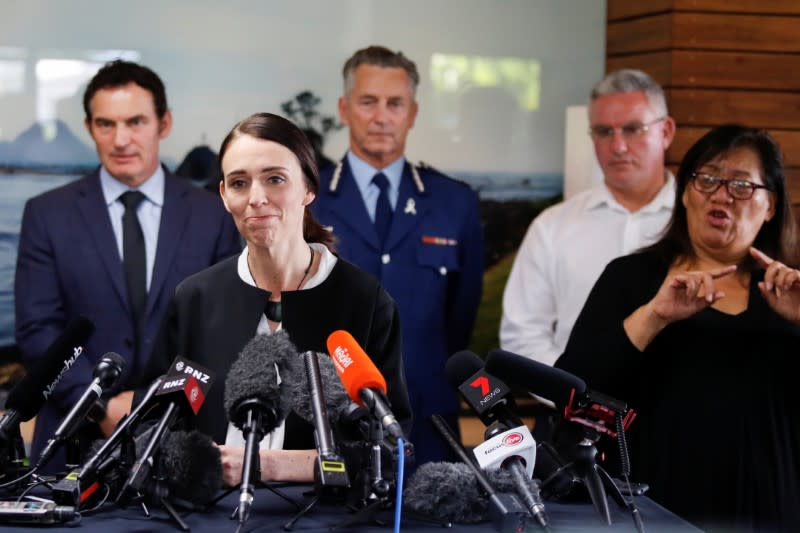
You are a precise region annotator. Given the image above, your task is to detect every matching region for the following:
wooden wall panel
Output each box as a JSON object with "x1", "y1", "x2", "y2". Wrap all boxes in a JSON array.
[
  {"x1": 607, "y1": 15, "x2": 673, "y2": 55},
  {"x1": 608, "y1": 0, "x2": 800, "y2": 21},
  {"x1": 669, "y1": 89, "x2": 800, "y2": 129},
  {"x1": 672, "y1": 13, "x2": 800, "y2": 53},
  {"x1": 669, "y1": 128, "x2": 800, "y2": 167},
  {"x1": 606, "y1": 51, "x2": 672, "y2": 86},
  {"x1": 672, "y1": 0, "x2": 800, "y2": 16},
  {"x1": 669, "y1": 50, "x2": 800, "y2": 90}
]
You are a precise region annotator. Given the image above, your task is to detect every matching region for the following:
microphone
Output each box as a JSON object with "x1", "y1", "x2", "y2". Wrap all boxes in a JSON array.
[
  {"x1": 326, "y1": 330, "x2": 404, "y2": 441},
  {"x1": 298, "y1": 351, "x2": 349, "y2": 487},
  {"x1": 155, "y1": 429, "x2": 222, "y2": 508},
  {"x1": 0, "y1": 316, "x2": 94, "y2": 442},
  {"x1": 35, "y1": 352, "x2": 125, "y2": 470},
  {"x1": 51, "y1": 375, "x2": 166, "y2": 506},
  {"x1": 404, "y1": 462, "x2": 547, "y2": 525},
  {"x1": 223, "y1": 331, "x2": 295, "y2": 527},
  {"x1": 117, "y1": 356, "x2": 215, "y2": 504},
  {"x1": 285, "y1": 351, "x2": 353, "y2": 426},
  {"x1": 446, "y1": 351, "x2": 550, "y2": 530},
  {"x1": 430, "y1": 414, "x2": 529, "y2": 533},
  {"x1": 485, "y1": 350, "x2": 635, "y2": 438}
]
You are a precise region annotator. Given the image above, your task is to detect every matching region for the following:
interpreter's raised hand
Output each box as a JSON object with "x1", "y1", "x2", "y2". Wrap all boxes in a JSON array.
[
  {"x1": 648, "y1": 264, "x2": 738, "y2": 324},
  {"x1": 751, "y1": 247, "x2": 800, "y2": 324}
]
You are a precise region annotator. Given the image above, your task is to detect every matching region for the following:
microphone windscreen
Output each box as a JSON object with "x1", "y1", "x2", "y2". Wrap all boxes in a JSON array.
[
  {"x1": 284, "y1": 351, "x2": 352, "y2": 424},
  {"x1": 223, "y1": 331, "x2": 296, "y2": 430},
  {"x1": 445, "y1": 350, "x2": 485, "y2": 389},
  {"x1": 485, "y1": 349, "x2": 587, "y2": 408},
  {"x1": 403, "y1": 462, "x2": 487, "y2": 523},
  {"x1": 160, "y1": 429, "x2": 222, "y2": 505},
  {"x1": 8, "y1": 315, "x2": 95, "y2": 420},
  {"x1": 326, "y1": 330, "x2": 387, "y2": 405}
]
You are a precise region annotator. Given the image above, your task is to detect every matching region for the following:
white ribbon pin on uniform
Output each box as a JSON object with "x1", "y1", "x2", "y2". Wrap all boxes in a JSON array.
[{"x1": 404, "y1": 198, "x2": 417, "y2": 215}]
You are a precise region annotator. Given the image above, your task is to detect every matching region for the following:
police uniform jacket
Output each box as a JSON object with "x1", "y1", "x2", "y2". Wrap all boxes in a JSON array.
[{"x1": 312, "y1": 158, "x2": 483, "y2": 418}]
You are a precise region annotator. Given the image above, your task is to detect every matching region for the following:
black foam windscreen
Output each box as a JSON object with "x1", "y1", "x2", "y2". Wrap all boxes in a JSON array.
[
  {"x1": 8, "y1": 316, "x2": 95, "y2": 420},
  {"x1": 403, "y1": 461, "x2": 487, "y2": 523},
  {"x1": 159, "y1": 429, "x2": 222, "y2": 505},
  {"x1": 283, "y1": 351, "x2": 352, "y2": 424},
  {"x1": 486, "y1": 349, "x2": 587, "y2": 408},
  {"x1": 223, "y1": 331, "x2": 296, "y2": 431}
]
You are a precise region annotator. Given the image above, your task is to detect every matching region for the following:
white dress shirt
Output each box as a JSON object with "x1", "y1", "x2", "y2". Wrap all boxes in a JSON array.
[{"x1": 500, "y1": 173, "x2": 675, "y2": 366}]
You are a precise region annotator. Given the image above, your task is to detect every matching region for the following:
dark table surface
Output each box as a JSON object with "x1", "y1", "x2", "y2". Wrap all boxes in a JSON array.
[{"x1": 0, "y1": 483, "x2": 700, "y2": 532}]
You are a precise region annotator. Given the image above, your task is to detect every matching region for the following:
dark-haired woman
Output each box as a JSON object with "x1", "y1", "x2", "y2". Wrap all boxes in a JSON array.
[
  {"x1": 557, "y1": 125, "x2": 800, "y2": 531},
  {"x1": 141, "y1": 113, "x2": 411, "y2": 484}
]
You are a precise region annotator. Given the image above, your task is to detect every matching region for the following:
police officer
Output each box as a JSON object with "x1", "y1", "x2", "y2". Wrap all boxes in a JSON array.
[{"x1": 312, "y1": 46, "x2": 484, "y2": 464}]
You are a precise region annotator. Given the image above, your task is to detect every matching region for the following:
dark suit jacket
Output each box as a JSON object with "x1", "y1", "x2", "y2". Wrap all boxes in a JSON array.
[
  {"x1": 139, "y1": 254, "x2": 412, "y2": 448},
  {"x1": 14, "y1": 167, "x2": 241, "y2": 467}
]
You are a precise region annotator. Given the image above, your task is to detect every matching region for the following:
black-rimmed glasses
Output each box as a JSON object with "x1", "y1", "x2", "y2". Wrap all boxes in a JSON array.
[
  {"x1": 690, "y1": 172, "x2": 772, "y2": 200},
  {"x1": 589, "y1": 116, "x2": 666, "y2": 140}
]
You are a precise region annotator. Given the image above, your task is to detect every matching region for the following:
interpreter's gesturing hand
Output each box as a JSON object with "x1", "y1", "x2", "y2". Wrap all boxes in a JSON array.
[
  {"x1": 751, "y1": 247, "x2": 800, "y2": 324},
  {"x1": 648, "y1": 264, "x2": 738, "y2": 324}
]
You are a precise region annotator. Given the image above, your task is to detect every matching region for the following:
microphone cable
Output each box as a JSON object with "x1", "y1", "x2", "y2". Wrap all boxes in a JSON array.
[
  {"x1": 393, "y1": 437, "x2": 405, "y2": 533},
  {"x1": 616, "y1": 411, "x2": 645, "y2": 533}
]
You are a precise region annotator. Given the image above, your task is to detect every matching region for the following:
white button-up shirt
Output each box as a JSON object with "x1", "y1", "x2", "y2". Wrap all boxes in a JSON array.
[{"x1": 500, "y1": 173, "x2": 675, "y2": 366}]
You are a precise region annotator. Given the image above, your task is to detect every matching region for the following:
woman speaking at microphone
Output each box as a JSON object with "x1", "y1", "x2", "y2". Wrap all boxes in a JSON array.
[
  {"x1": 140, "y1": 112, "x2": 411, "y2": 484},
  {"x1": 556, "y1": 125, "x2": 800, "y2": 531}
]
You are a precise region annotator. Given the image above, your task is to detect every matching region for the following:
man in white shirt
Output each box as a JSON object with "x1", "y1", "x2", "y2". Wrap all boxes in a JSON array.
[{"x1": 500, "y1": 69, "x2": 676, "y2": 368}]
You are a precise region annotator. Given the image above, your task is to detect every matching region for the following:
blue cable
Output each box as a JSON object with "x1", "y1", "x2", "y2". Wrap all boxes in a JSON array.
[{"x1": 393, "y1": 437, "x2": 405, "y2": 533}]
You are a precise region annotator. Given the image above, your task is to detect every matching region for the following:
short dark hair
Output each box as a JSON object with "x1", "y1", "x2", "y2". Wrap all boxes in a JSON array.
[
  {"x1": 342, "y1": 45, "x2": 419, "y2": 97},
  {"x1": 83, "y1": 60, "x2": 168, "y2": 120},
  {"x1": 218, "y1": 112, "x2": 335, "y2": 250},
  {"x1": 645, "y1": 124, "x2": 798, "y2": 269}
]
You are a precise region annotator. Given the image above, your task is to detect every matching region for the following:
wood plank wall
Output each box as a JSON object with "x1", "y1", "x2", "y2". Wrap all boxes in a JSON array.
[{"x1": 605, "y1": 0, "x2": 800, "y2": 210}]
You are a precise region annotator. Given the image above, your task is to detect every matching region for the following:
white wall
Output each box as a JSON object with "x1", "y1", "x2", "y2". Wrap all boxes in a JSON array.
[{"x1": 0, "y1": 0, "x2": 606, "y2": 176}]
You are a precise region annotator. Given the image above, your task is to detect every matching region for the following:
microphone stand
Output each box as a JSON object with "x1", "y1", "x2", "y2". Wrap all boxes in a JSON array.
[
  {"x1": 543, "y1": 426, "x2": 626, "y2": 525},
  {"x1": 333, "y1": 416, "x2": 392, "y2": 530}
]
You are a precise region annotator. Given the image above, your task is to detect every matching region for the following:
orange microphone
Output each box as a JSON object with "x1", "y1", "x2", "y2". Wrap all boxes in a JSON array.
[{"x1": 326, "y1": 330, "x2": 403, "y2": 440}]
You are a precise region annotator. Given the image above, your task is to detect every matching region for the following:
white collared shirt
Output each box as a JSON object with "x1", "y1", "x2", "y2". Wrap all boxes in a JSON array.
[
  {"x1": 224, "y1": 242, "x2": 338, "y2": 449},
  {"x1": 500, "y1": 173, "x2": 675, "y2": 366},
  {"x1": 99, "y1": 165, "x2": 165, "y2": 291}
]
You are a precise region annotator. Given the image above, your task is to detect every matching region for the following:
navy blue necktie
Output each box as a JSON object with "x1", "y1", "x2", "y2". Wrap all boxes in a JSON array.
[
  {"x1": 120, "y1": 191, "x2": 147, "y2": 335},
  {"x1": 372, "y1": 172, "x2": 393, "y2": 243}
]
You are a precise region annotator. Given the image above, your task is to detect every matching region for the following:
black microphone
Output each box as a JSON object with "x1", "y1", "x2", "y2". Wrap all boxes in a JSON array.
[
  {"x1": 485, "y1": 349, "x2": 587, "y2": 410},
  {"x1": 446, "y1": 351, "x2": 550, "y2": 530},
  {"x1": 285, "y1": 350, "x2": 353, "y2": 426},
  {"x1": 431, "y1": 414, "x2": 529, "y2": 533},
  {"x1": 223, "y1": 331, "x2": 294, "y2": 527},
  {"x1": 446, "y1": 350, "x2": 523, "y2": 429},
  {"x1": 299, "y1": 351, "x2": 349, "y2": 487},
  {"x1": 35, "y1": 352, "x2": 125, "y2": 470},
  {"x1": 117, "y1": 356, "x2": 215, "y2": 504},
  {"x1": 51, "y1": 375, "x2": 166, "y2": 506},
  {"x1": 0, "y1": 316, "x2": 94, "y2": 442}
]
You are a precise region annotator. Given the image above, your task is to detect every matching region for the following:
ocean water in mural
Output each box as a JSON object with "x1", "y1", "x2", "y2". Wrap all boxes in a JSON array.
[{"x1": 0, "y1": 173, "x2": 78, "y2": 346}]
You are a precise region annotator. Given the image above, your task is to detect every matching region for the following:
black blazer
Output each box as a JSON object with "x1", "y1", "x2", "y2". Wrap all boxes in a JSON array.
[{"x1": 140, "y1": 254, "x2": 412, "y2": 448}]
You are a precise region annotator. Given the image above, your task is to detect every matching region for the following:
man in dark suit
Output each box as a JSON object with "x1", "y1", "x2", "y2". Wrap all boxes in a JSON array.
[
  {"x1": 14, "y1": 60, "x2": 241, "y2": 470},
  {"x1": 311, "y1": 46, "x2": 484, "y2": 464}
]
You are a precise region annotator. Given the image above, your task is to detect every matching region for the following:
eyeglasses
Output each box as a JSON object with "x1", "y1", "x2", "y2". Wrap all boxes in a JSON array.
[
  {"x1": 589, "y1": 116, "x2": 666, "y2": 140},
  {"x1": 690, "y1": 172, "x2": 772, "y2": 200}
]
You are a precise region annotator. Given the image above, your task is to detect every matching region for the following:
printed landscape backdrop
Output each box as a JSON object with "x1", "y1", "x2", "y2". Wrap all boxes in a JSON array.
[{"x1": 0, "y1": 0, "x2": 605, "y2": 347}]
